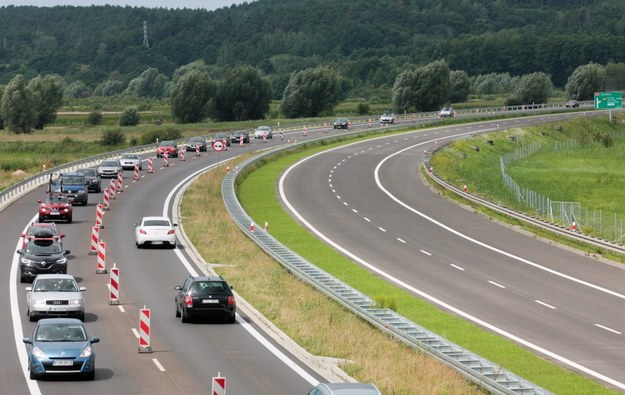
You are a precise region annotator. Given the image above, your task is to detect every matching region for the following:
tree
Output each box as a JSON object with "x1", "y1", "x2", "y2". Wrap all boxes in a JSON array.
[
  {"x1": 211, "y1": 65, "x2": 272, "y2": 122},
  {"x1": 515, "y1": 72, "x2": 553, "y2": 104},
  {"x1": 125, "y1": 67, "x2": 169, "y2": 98},
  {"x1": 0, "y1": 85, "x2": 4, "y2": 130},
  {"x1": 64, "y1": 80, "x2": 91, "y2": 99},
  {"x1": 170, "y1": 70, "x2": 215, "y2": 124},
  {"x1": 280, "y1": 66, "x2": 340, "y2": 118},
  {"x1": 449, "y1": 70, "x2": 470, "y2": 103},
  {"x1": 119, "y1": 106, "x2": 139, "y2": 126},
  {"x1": 565, "y1": 63, "x2": 606, "y2": 100},
  {"x1": 28, "y1": 74, "x2": 63, "y2": 129},
  {"x1": 0, "y1": 75, "x2": 36, "y2": 133},
  {"x1": 392, "y1": 60, "x2": 450, "y2": 112}
]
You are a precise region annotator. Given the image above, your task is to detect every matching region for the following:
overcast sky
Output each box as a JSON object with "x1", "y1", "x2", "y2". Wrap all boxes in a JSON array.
[{"x1": 0, "y1": 0, "x2": 252, "y2": 10}]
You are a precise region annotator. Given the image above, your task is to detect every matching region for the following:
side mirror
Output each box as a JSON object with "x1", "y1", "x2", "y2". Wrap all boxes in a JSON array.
[
  {"x1": 64, "y1": 250, "x2": 71, "y2": 255},
  {"x1": 23, "y1": 338, "x2": 32, "y2": 345},
  {"x1": 25, "y1": 287, "x2": 32, "y2": 292},
  {"x1": 37, "y1": 199, "x2": 42, "y2": 203},
  {"x1": 175, "y1": 285, "x2": 182, "y2": 290},
  {"x1": 90, "y1": 337, "x2": 100, "y2": 344},
  {"x1": 79, "y1": 287, "x2": 87, "y2": 292},
  {"x1": 59, "y1": 233, "x2": 66, "y2": 239},
  {"x1": 173, "y1": 223, "x2": 178, "y2": 227}
]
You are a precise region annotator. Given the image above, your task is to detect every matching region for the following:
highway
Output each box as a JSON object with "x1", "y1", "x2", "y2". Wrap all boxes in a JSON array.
[
  {"x1": 1, "y1": 134, "x2": 325, "y2": 395},
  {"x1": 279, "y1": 113, "x2": 625, "y2": 391}
]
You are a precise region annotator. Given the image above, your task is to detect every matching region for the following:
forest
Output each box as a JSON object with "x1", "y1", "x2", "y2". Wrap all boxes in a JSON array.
[{"x1": 1, "y1": 0, "x2": 625, "y2": 99}]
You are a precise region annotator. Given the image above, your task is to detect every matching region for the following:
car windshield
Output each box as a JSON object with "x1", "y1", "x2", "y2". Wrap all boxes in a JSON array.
[
  {"x1": 25, "y1": 241, "x2": 62, "y2": 255},
  {"x1": 59, "y1": 176, "x2": 84, "y2": 184},
  {"x1": 160, "y1": 141, "x2": 175, "y2": 147},
  {"x1": 257, "y1": 126, "x2": 270, "y2": 131},
  {"x1": 188, "y1": 281, "x2": 230, "y2": 295},
  {"x1": 35, "y1": 323, "x2": 86, "y2": 342},
  {"x1": 189, "y1": 137, "x2": 203, "y2": 142},
  {"x1": 43, "y1": 194, "x2": 69, "y2": 204},
  {"x1": 143, "y1": 219, "x2": 170, "y2": 227},
  {"x1": 78, "y1": 169, "x2": 97, "y2": 176},
  {"x1": 101, "y1": 160, "x2": 118, "y2": 167},
  {"x1": 122, "y1": 154, "x2": 138, "y2": 160},
  {"x1": 34, "y1": 278, "x2": 78, "y2": 292},
  {"x1": 234, "y1": 131, "x2": 246, "y2": 135}
]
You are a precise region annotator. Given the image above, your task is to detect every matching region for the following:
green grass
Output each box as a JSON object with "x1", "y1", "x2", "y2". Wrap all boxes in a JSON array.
[{"x1": 237, "y1": 134, "x2": 617, "y2": 394}]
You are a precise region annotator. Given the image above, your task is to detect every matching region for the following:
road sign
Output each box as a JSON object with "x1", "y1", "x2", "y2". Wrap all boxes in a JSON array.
[
  {"x1": 594, "y1": 91, "x2": 623, "y2": 110},
  {"x1": 212, "y1": 140, "x2": 224, "y2": 152}
]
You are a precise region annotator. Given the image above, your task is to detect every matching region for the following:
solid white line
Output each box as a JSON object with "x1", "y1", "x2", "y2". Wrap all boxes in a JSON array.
[
  {"x1": 450, "y1": 264, "x2": 465, "y2": 271},
  {"x1": 595, "y1": 324, "x2": 621, "y2": 335},
  {"x1": 535, "y1": 300, "x2": 556, "y2": 310},
  {"x1": 131, "y1": 328, "x2": 140, "y2": 339},
  {"x1": 488, "y1": 281, "x2": 505, "y2": 289},
  {"x1": 420, "y1": 250, "x2": 432, "y2": 256},
  {"x1": 152, "y1": 358, "x2": 166, "y2": 372},
  {"x1": 278, "y1": 129, "x2": 625, "y2": 390}
]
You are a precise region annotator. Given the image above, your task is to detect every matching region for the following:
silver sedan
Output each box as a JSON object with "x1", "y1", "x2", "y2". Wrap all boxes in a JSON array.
[{"x1": 26, "y1": 274, "x2": 86, "y2": 322}]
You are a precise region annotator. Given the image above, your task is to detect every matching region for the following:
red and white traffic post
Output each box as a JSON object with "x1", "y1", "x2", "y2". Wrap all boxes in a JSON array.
[
  {"x1": 196, "y1": 144, "x2": 200, "y2": 156},
  {"x1": 180, "y1": 147, "x2": 185, "y2": 161},
  {"x1": 303, "y1": 125, "x2": 308, "y2": 136},
  {"x1": 96, "y1": 241, "x2": 107, "y2": 274},
  {"x1": 103, "y1": 187, "x2": 110, "y2": 210},
  {"x1": 262, "y1": 133, "x2": 267, "y2": 143},
  {"x1": 109, "y1": 179, "x2": 116, "y2": 199},
  {"x1": 323, "y1": 122, "x2": 328, "y2": 133},
  {"x1": 212, "y1": 373, "x2": 227, "y2": 395},
  {"x1": 138, "y1": 306, "x2": 152, "y2": 353},
  {"x1": 163, "y1": 152, "x2": 169, "y2": 167},
  {"x1": 147, "y1": 156, "x2": 153, "y2": 173},
  {"x1": 133, "y1": 162, "x2": 140, "y2": 180},
  {"x1": 95, "y1": 203, "x2": 104, "y2": 228},
  {"x1": 109, "y1": 264, "x2": 120, "y2": 305},
  {"x1": 117, "y1": 171, "x2": 123, "y2": 192},
  {"x1": 368, "y1": 118, "x2": 372, "y2": 127},
  {"x1": 239, "y1": 136, "x2": 244, "y2": 147},
  {"x1": 89, "y1": 225, "x2": 99, "y2": 255}
]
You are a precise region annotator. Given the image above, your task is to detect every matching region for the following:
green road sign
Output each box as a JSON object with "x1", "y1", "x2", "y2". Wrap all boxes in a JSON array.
[{"x1": 594, "y1": 91, "x2": 623, "y2": 109}]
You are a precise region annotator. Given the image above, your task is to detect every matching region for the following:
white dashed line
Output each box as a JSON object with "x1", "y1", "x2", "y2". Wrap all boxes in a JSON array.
[
  {"x1": 488, "y1": 281, "x2": 505, "y2": 289},
  {"x1": 378, "y1": 227, "x2": 386, "y2": 232},
  {"x1": 343, "y1": 202, "x2": 349, "y2": 206},
  {"x1": 450, "y1": 264, "x2": 465, "y2": 271},
  {"x1": 535, "y1": 300, "x2": 556, "y2": 310},
  {"x1": 420, "y1": 250, "x2": 432, "y2": 256},
  {"x1": 364, "y1": 217, "x2": 371, "y2": 222},
  {"x1": 336, "y1": 195, "x2": 341, "y2": 200},
  {"x1": 396, "y1": 238, "x2": 406, "y2": 243},
  {"x1": 352, "y1": 209, "x2": 358, "y2": 213},
  {"x1": 152, "y1": 358, "x2": 166, "y2": 372},
  {"x1": 595, "y1": 324, "x2": 622, "y2": 335}
]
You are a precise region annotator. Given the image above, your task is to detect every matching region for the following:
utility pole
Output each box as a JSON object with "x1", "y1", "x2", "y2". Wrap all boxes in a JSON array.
[{"x1": 143, "y1": 21, "x2": 149, "y2": 48}]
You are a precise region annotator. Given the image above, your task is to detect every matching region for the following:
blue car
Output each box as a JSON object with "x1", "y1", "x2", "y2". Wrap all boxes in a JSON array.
[{"x1": 23, "y1": 318, "x2": 99, "y2": 380}]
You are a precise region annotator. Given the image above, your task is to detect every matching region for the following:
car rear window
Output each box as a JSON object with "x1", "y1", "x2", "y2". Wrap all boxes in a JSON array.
[
  {"x1": 143, "y1": 219, "x2": 170, "y2": 227},
  {"x1": 189, "y1": 281, "x2": 229, "y2": 295}
]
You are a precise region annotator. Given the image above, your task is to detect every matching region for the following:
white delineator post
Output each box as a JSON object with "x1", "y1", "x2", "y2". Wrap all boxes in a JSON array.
[
  {"x1": 109, "y1": 264, "x2": 120, "y2": 305},
  {"x1": 138, "y1": 306, "x2": 152, "y2": 353}
]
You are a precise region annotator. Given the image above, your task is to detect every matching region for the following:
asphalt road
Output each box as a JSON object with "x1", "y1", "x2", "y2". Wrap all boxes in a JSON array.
[
  {"x1": 279, "y1": 113, "x2": 625, "y2": 391},
  {"x1": 0, "y1": 135, "x2": 326, "y2": 395}
]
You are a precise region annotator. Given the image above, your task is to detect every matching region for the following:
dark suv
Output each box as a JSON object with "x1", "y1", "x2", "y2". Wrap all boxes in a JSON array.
[
  {"x1": 51, "y1": 173, "x2": 88, "y2": 206},
  {"x1": 18, "y1": 239, "x2": 70, "y2": 283},
  {"x1": 175, "y1": 276, "x2": 236, "y2": 323}
]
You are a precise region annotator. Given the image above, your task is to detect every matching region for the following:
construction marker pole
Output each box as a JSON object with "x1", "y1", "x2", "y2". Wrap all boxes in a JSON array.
[
  {"x1": 323, "y1": 122, "x2": 328, "y2": 133},
  {"x1": 212, "y1": 373, "x2": 226, "y2": 395},
  {"x1": 103, "y1": 188, "x2": 110, "y2": 210},
  {"x1": 147, "y1": 157, "x2": 153, "y2": 173},
  {"x1": 138, "y1": 306, "x2": 152, "y2": 353},
  {"x1": 117, "y1": 171, "x2": 123, "y2": 193},
  {"x1": 250, "y1": 222, "x2": 255, "y2": 232},
  {"x1": 95, "y1": 203, "x2": 104, "y2": 228},
  {"x1": 196, "y1": 144, "x2": 200, "y2": 156},
  {"x1": 109, "y1": 179, "x2": 116, "y2": 199},
  {"x1": 163, "y1": 152, "x2": 169, "y2": 167},
  {"x1": 133, "y1": 163, "x2": 140, "y2": 180},
  {"x1": 180, "y1": 148, "x2": 185, "y2": 161},
  {"x1": 89, "y1": 225, "x2": 99, "y2": 255},
  {"x1": 109, "y1": 264, "x2": 120, "y2": 305},
  {"x1": 96, "y1": 241, "x2": 107, "y2": 274}
]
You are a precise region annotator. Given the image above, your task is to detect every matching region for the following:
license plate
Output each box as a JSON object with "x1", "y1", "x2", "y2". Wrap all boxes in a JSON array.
[
  {"x1": 49, "y1": 306, "x2": 66, "y2": 312},
  {"x1": 50, "y1": 212, "x2": 60, "y2": 215},
  {"x1": 202, "y1": 299, "x2": 219, "y2": 304},
  {"x1": 53, "y1": 360, "x2": 73, "y2": 366}
]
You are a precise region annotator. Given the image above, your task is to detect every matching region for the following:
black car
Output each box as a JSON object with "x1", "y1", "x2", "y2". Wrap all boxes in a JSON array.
[
  {"x1": 175, "y1": 276, "x2": 236, "y2": 323},
  {"x1": 566, "y1": 100, "x2": 580, "y2": 108},
  {"x1": 231, "y1": 130, "x2": 250, "y2": 144},
  {"x1": 18, "y1": 239, "x2": 70, "y2": 283},
  {"x1": 333, "y1": 118, "x2": 350, "y2": 129},
  {"x1": 212, "y1": 132, "x2": 231, "y2": 146},
  {"x1": 76, "y1": 168, "x2": 101, "y2": 193},
  {"x1": 186, "y1": 136, "x2": 208, "y2": 152}
]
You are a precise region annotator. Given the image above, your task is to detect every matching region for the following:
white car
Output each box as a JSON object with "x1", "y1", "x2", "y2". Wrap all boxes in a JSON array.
[
  {"x1": 438, "y1": 107, "x2": 456, "y2": 118},
  {"x1": 119, "y1": 153, "x2": 142, "y2": 170},
  {"x1": 26, "y1": 274, "x2": 86, "y2": 322},
  {"x1": 135, "y1": 216, "x2": 177, "y2": 248},
  {"x1": 254, "y1": 126, "x2": 273, "y2": 139},
  {"x1": 379, "y1": 112, "x2": 396, "y2": 124}
]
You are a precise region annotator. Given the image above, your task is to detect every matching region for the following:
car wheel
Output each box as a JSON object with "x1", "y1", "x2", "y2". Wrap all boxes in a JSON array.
[
  {"x1": 226, "y1": 314, "x2": 236, "y2": 324},
  {"x1": 20, "y1": 275, "x2": 26, "y2": 283},
  {"x1": 29, "y1": 311, "x2": 36, "y2": 322},
  {"x1": 85, "y1": 370, "x2": 95, "y2": 380},
  {"x1": 175, "y1": 304, "x2": 181, "y2": 318},
  {"x1": 78, "y1": 312, "x2": 85, "y2": 321},
  {"x1": 181, "y1": 308, "x2": 190, "y2": 323},
  {"x1": 67, "y1": 216, "x2": 72, "y2": 224},
  {"x1": 38, "y1": 216, "x2": 44, "y2": 223},
  {"x1": 29, "y1": 368, "x2": 37, "y2": 380}
]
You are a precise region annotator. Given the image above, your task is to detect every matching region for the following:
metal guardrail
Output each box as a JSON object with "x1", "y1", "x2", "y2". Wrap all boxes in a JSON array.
[{"x1": 221, "y1": 130, "x2": 552, "y2": 395}]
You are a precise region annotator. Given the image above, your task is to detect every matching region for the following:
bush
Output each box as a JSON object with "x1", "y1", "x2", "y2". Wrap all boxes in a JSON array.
[
  {"x1": 356, "y1": 102, "x2": 370, "y2": 115},
  {"x1": 119, "y1": 106, "x2": 140, "y2": 126},
  {"x1": 88, "y1": 111, "x2": 102, "y2": 125},
  {"x1": 139, "y1": 127, "x2": 182, "y2": 145},
  {"x1": 101, "y1": 129, "x2": 126, "y2": 146}
]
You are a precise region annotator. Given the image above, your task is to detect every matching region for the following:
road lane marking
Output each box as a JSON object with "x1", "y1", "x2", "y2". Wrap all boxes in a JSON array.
[
  {"x1": 397, "y1": 238, "x2": 406, "y2": 244},
  {"x1": 488, "y1": 281, "x2": 505, "y2": 289},
  {"x1": 378, "y1": 227, "x2": 386, "y2": 232},
  {"x1": 595, "y1": 324, "x2": 621, "y2": 335},
  {"x1": 450, "y1": 264, "x2": 465, "y2": 271},
  {"x1": 535, "y1": 300, "x2": 556, "y2": 310},
  {"x1": 420, "y1": 250, "x2": 432, "y2": 256},
  {"x1": 152, "y1": 358, "x2": 166, "y2": 372}
]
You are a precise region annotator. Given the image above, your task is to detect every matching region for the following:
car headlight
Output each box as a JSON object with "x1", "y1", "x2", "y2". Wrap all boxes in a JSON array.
[
  {"x1": 56, "y1": 257, "x2": 67, "y2": 264},
  {"x1": 70, "y1": 299, "x2": 83, "y2": 306},
  {"x1": 32, "y1": 346, "x2": 46, "y2": 359},
  {"x1": 21, "y1": 257, "x2": 36, "y2": 265},
  {"x1": 80, "y1": 346, "x2": 93, "y2": 358},
  {"x1": 78, "y1": 189, "x2": 86, "y2": 194},
  {"x1": 32, "y1": 300, "x2": 47, "y2": 307}
]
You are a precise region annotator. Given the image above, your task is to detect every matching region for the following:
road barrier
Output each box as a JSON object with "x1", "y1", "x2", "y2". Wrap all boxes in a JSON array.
[
  {"x1": 109, "y1": 179, "x2": 116, "y2": 199},
  {"x1": 109, "y1": 264, "x2": 120, "y2": 305},
  {"x1": 89, "y1": 225, "x2": 99, "y2": 255},
  {"x1": 103, "y1": 187, "x2": 110, "y2": 210},
  {"x1": 134, "y1": 163, "x2": 140, "y2": 180},
  {"x1": 212, "y1": 373, "x2": 226, "y2": 395},
  {"x1": 196, "y1": 145, "x2": 200, "y2": 156},
  {"x1": 163, "y1": 152, "x2": 169, "y2": 167},
  {"x1": 117, "y1": 171, "x2": 123, "y2": 192},
  {"x1": 147, "y1": 157, "x2": 153, "y2": 173},
  {"x1": 138, "y1": 306, "x2": 152, "y2": 353},
  {"x1": 95, "y1": 203, "x2": 104, "y2": 228},
  {"x1": 96, "y1": 241, "x2": 107, "y2": 274},
  {"x1": 180, "y1": 148, "x2": 185, "y2": 162}
]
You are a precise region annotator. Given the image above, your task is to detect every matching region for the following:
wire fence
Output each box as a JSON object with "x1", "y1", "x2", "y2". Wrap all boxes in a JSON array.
[{"x1": 500, "y1": 139, "x2": 625, "y2": 244}]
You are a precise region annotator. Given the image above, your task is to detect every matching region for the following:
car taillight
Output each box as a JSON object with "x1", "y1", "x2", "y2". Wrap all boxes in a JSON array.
[
  {"x1": 184, "y1": 295, "x2": 193, "y2": 308},
  {"x1": 167, "y1": 229, "x2": 175, "y2": 235},
  {"x1": 227, "y1": 296, "x2": 235, "y2": 306},
  {"x1": 139, "y1": 229, "x2": 147, "y2": 235}
]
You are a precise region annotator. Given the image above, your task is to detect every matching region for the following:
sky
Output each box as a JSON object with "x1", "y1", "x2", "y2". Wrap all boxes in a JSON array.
[{"x1": 0, "y1": 0, "x2": 252, "y2": 10}]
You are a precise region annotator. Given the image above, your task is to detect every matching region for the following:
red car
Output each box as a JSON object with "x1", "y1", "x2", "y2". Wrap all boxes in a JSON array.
[
  {"x1": 156, "y1": 141, "x2": 178, "y2": 158},
  {"x1": 38, "y1": 193, "x2": 73, "y2": 223},
  {"x1": 20, "y1": 223, "x2": 65, "y2": 249}
]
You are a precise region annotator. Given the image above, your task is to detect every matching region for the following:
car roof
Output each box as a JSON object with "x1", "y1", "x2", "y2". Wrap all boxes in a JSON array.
[
  {"x1": 141, "y1": 216, "x2": 170, "y2": 221},
  {"x1": 189, "y1": 275, "x2": 227, "y2": 282},
  {"x1": 34, "y1": 273, "x2": 76, "y2": 280},
  {"x1": 36, "y1": 317, "x2": 84, "y2": 325}
]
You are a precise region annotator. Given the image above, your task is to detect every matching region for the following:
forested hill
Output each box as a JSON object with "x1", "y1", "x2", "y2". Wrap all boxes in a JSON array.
[{"x1": 1, "y1": 0, "x2": 625, "y2": 91}]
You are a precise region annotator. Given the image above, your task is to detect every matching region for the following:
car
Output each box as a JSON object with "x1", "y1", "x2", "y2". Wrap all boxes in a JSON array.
[
  {"x1": 231, "y1": 130, "x2": 250, "y2": 144},
  {"x1": 26, "y1": 274, "x2": 86, "y2": 322},
  {"x1": 38, "y1": 193, "x2": 73, "y2": 223},
  {"x1": 307, "y1": 383, "x2": 383, "y2": 395},
  {"x1": 119, "y1": 153, "x2": 142, "y2": 170},
  {"x1": 186, "y1": 136, "x2": 208, "y2": 152},
  {"x1": 174, "y1": 275, "x2": 236, "y2": 323},
  {"x1": 23, "y1": 318, "x2": 99, "y2": 380},
  {"x1": 333, "y1": 118, "x2": 351, "y2": 129},
  {"x1": 50, "y1": 173, "x2": 88, "y2": 206},
  {"x1": 438, "y1": 107, "x2": 456, "y2": 118},
  {"x1": 134, "y1": 216, "x2": 177, "y2": 248},
  {"x1": 21, "y1": 223, "x2": 65, "y2": 249},
  {"x1": 254, "y1": 125, "x2": 273, "y2": 139},
  {"x1": 18, "y1": 239, "x2": 70, "y2": 283},
  {"x1": 379, "y1": 111, "x2": 396, "y2": 124},
  {"x1": 212, "y1": 132, "x2": 231, "y2": 146},
  {"x1": 96, "y1": 159, "x2": 122, "y2": 179},
  {"x1": 76, "y1": 168, "x2": 101, "y2": 193},
  {"x1": 566, "y1": 99, "x2": 580, "y2": 108},
  {"x1": 156, "y1": 140, "x2": 179, "y2": 158}
]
